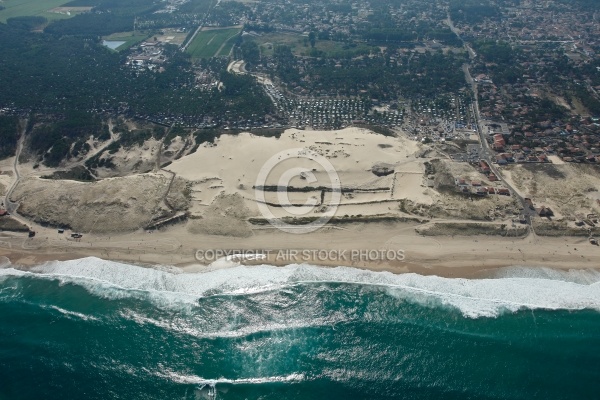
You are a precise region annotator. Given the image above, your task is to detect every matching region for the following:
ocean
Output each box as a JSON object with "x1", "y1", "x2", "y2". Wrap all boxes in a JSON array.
[{"x1": 1, "y1": 257, "x2": 599, "y2": 400}]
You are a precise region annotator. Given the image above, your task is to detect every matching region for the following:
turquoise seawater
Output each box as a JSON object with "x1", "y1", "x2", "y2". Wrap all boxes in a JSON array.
[{"x1": 1, "y1": 258, "x2": 600, "y2": 399}]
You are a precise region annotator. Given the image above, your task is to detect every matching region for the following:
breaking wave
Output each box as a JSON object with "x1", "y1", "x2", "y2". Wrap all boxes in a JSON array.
[{"x1": 1, "y1": 257, "x2": 600, "y2": 318}]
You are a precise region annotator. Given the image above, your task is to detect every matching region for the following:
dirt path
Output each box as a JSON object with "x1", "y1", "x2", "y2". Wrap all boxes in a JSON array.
[
  {"x1": 3, "y1": 119, "x2": 35, "y2": 238},
  {"x1": 5, "y1": 119, "x2": 26, "y2": 214},
  {"x1": 69, "y1": 118, "x2": 118, "y2": 174}
]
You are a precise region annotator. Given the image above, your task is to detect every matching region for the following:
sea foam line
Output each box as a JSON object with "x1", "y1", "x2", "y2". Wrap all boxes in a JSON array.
[
  {"x1": 45, "y1": 305, "x2": 100, "y2": 322},
  {"x1": 1, "y1": 257, "x2": 599, "y2": 318},
  {"x1": 159, "y1": 370, "x2": 306, "y2": 386}
]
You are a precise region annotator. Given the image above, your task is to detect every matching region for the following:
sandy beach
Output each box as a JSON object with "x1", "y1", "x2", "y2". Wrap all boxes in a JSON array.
[
  {"x1": 1, "y1": 219, "x2": 599, "y2": 278},
  {"x1": 3, "y1": 126, "x2": 600, "y2": 278}
]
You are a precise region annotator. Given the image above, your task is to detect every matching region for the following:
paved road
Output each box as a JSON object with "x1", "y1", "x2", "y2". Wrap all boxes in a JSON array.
[
  {"x1": 463, "y1": 65, "x2": 536, "y2": 227},
  {"x1": 182, "y1": 25, "x2": 203, "y2": 52},
  {"x1": 448, "y1": 14, "x2": 535, "y2": 230}
]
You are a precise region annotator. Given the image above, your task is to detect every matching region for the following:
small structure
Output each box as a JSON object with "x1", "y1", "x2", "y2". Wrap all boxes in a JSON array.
[
  {"x1": 524, "y1": 198, "x2": 535, "y2": 210},
  {"x1": 28, "y1": 231, "x2": 35, "y2": 238},
  {"x1": 58, "y1": 229, "x2": 65, "y2": 234},
  {"x1": 479, "y1": 160, "x2": 491, "y2": 172},
  {"x1": 0, "y1": 209, "x2": 7, "y2": 217},
  {"x1": 537, "y1": 206, "x2": 554, "y2": 217},
  {"x1": 493, "y1": 133, "x2": 505, "y2": 150},
  {"x1": 474, "y1": 187, "x2": 488, "y2": 196}
]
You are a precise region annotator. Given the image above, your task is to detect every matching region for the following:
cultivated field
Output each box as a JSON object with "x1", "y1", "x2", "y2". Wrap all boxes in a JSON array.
[
  {"x1": 0, "y1": 0, "x2": 70, "y2": 22},
  {"x1": 186, "y1": 27, "x2": 241, "y2": 59}
]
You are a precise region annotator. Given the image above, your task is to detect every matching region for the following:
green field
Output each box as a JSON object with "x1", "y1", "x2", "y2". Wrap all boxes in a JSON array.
[
  {"x1": 39, "y1": 10, "x2": 77, "y2": 22},
  {"x1": 103, "y1": 31, "x2": 150, "y2": 51},
  {"x1": 216, "y1": 33, "x2": 239, "y2": 56},
  {"x1": 186, "y1": 27, "x2": 241, "y2": 59},
  {"x1": 0, "y1": 0, "x2": 72, "y2": 22},
  {"x1": 253, "y1": 32, "x2": 378, "y2": 58}
]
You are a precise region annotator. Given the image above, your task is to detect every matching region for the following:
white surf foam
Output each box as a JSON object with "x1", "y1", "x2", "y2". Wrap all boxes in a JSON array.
[
  {"x1": 2, "y1": 257, "x2": 600, "y2": 318},
  {"x1": 160, "y1": 370, "x2": 305, "y2": 385},
  {"x1": 45, "y1": 305, "x2": 100, "y2": 322}
]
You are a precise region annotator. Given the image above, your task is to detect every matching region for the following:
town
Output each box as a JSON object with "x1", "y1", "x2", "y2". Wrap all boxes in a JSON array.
[{"x1": 84, "y1": 0, "x2": 600, "y2": 168}]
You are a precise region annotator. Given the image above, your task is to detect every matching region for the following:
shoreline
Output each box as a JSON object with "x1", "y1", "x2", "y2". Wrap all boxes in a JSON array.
[
  {"x1": 2, "y1": 221, "x2": 600, "y2": 278},
  {"x1": 4, "y1": 125, "x2": 600, "y2": 280},
  {"x1": 2, "y1": 247, "x2": 598, "y2": 280}
]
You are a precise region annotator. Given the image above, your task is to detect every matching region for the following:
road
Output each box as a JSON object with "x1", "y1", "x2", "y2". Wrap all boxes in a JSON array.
[
  {"x1": 182, "y1": 25, "x2": 203, "y2": 52},
  {"x1": 463, "y1": 64, "x2": 536, "y2": 228},
  {"x1": 448, "y1": 14, "x2": 535, "y2": 230},
  {"x1": 227, "y1": 59, "x2": 281, "y2": 106},
  {"x1": 3, "y1": 119, "x2": 36, "y2": 236}
]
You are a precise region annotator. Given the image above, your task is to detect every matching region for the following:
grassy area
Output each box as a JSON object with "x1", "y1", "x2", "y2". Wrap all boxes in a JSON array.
[
  {"x1": 0, "y1": 0, "x2": 71, "y2": 22},
  {"x1": 298, "y1": 40, "x2": 377, "y2": 58},
  {"x1": 216, "y1": 33, "x2": 238, "y2": 56},
  {"x1": 186, "y1": 27, "x2": 241, "y2": 59},
  {"x1": 254, "y1": 32, "x2": 302, "y2": 56},
  {"x1": 40, "y1": 11, "x2": 76, "y2": 22},
  {"x1": 103, "y1": 31, "x2": 150, "y2": 51},
  {"x1": 155, "y1": 29, "x2": 188, "y2": 46},
  {"x1": 253, "y1": 32, "x2": 378, "y2": 57}
]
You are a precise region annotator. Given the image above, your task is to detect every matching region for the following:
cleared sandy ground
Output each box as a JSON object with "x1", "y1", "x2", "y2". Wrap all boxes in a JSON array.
[
  {"x1": 169, "y1": 127, "x2": 420, "y2": 188},
  {"x1": 9, "y1": 173, "x2": 187, "y2": 233},
  {"x1": 504, "y1": 163, "x2": 600, "y2": 220},
  {"x1": 168, "y1": 127, "x2": 425, "y2": 220}
]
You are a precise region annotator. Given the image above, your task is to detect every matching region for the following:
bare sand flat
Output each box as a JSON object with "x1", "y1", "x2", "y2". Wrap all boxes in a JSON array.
[
  {"x1": 505, "y1": 163, "x2": 600, "y2": 221},
  {"x1": 168, "y1": 127, "x2": 424, "y2": 220},
  {"x1": 1, "y1": 220, "x2": 599, "y2": 278}
]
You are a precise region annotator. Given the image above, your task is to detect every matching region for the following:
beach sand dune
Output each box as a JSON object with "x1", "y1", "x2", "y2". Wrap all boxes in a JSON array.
[{"x1": 3, "y1": 127, "x2": 600, "y2": 276}]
